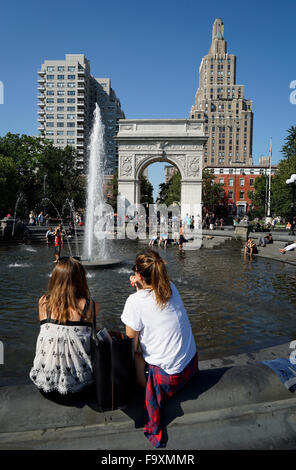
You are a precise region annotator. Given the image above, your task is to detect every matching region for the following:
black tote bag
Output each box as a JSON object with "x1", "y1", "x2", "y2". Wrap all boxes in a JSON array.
[{"x1": 91, "y1": 301, "x2": 135, "y2": 411}]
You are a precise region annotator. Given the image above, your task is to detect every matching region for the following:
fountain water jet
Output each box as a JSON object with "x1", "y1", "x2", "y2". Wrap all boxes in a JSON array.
[{"x1": 81, "y1": 103, "x2": 121, "y2": 268}]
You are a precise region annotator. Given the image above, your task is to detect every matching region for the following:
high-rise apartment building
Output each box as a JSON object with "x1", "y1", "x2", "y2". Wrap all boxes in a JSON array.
[
  {"x1": 37, "y1": 54, "x2": 125, "y2": 173},
  {"x1": 190, "y1": 19, "x2": 253, "y2": 167}
]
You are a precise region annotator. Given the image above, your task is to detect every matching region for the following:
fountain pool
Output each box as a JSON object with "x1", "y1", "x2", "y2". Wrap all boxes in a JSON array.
[{"x1": 0, "y1": 238, "x2": 296, "y2": 382}]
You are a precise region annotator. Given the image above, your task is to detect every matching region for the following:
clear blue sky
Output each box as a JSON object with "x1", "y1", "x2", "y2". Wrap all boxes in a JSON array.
[{"x1": 0, "y1": 0, "x2": 295, "y2": 199}]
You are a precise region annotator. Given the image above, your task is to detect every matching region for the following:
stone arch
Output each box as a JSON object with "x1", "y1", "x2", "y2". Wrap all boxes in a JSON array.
[{"x1": 115, "y1": 119, "x2": 207, "y2": 218}]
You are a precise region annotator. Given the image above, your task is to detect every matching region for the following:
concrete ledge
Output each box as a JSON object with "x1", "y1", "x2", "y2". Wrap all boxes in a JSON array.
[{"x1": 0, "y1": 347, "x2": 296, "y2": 449}]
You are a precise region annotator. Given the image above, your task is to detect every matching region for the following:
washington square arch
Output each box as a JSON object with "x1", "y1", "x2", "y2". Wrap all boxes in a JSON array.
[{"x1": 115, "y1": 119, "x2": 207, "y2": 219}]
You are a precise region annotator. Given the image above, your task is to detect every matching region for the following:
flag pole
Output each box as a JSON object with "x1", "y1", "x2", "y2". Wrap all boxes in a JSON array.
[{"x1": 266, "y1": 137, "x2": 272, "y2": 222}]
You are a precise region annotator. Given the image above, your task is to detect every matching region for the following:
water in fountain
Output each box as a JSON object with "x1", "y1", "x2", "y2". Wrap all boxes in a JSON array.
[
  {"x1": 62, "y1": 198, "x2": 80, "y2": 258},
  {"x1": 41, "y1": 197, "x2": 73, "y2": 257},
  {"x1": 83, "y1": 103, "x2": 109, "y2": 261},
  {"x1": 12, "y1": 193, "x2": 27, "y2": 236}
]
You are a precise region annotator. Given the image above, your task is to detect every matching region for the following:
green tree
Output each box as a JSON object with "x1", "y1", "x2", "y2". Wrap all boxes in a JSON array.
[
  {"x1": 270, "y1": 126, "x2": 296, "y2": 220},
  {"x1": 0, "y1": 133, "x2": 44, "y2": 211},
  {"x1": 247, "y1": 174, "x2": 268, "y2": 219},
  {"x1": 0, "y1": 133, "x2": 86, "y2": 218},
  {"x1": 0, "y1": 155, "x2": 18, "y2": 216},
  {"x1": 202, "y1": 169, "x2": 225, "y2": 213},
  {"x1": 37, "y1": 144, "x2": 86, "y2": 214},
  {"x1": 158, "y1": 171, "x2": 181, "y2": 206},
  {"x1": 140, "y1": 175, "x2": 154, "y2": 205},
  {"x1": 108, "y1": 170, "x2": 118, "y2": 210}
]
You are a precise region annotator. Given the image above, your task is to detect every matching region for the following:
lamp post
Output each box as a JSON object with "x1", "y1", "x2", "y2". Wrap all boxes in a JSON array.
[
  {"x1": 43, "y1": 174, "x2": 47, "y2": 215},
  {"x1": 286, "y1": 174, "x2": 296, "y2": 236}
]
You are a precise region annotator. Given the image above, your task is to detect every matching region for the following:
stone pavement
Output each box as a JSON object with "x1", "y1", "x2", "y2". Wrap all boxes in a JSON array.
[{"x1": 0, "y1": 342, "x2": 295, "y2": 450}]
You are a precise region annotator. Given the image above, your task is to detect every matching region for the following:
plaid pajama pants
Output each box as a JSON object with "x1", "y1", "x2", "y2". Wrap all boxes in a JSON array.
[{"x1": 144, "y1": 353, "x2": 198, "y2": 448}]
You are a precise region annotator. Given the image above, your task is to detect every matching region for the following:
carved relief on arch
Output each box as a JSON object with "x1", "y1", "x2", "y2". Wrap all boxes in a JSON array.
[
  {"x1": 187, "y1": 156, "x2": 201, "y2": 178},
  {"x1": 120, "y1": 154, "x2": 134, "y2": 177}
]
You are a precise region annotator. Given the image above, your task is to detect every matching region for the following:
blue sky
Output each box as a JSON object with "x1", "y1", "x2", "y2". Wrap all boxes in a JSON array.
[{"x1": 0, "y1": 0, "x2": 295, "y2": 199}]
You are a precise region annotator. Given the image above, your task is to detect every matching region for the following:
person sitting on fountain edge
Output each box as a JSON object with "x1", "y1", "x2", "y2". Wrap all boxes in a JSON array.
[
  {"x1": 29, "y1": 257, "x2": 99, "y2": 396},
  {"x1": 121, "y1": 249, "x2": 198, "y2": 448},
  {"x1": 244, "y1": 238, "x2": 258, "y2": 256}
]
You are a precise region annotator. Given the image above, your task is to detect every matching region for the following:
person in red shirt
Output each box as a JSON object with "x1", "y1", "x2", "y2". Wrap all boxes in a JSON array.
[{"x1": 53, "y1": 228, "x2": 63, "y2": 263}]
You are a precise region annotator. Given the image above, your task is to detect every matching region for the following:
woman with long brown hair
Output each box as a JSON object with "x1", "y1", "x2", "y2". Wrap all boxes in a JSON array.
[
  {"x1": 121, "y1": 248, "x2": 198, "y2": 448},
  {"x1": 30, "y1": 257, "x2": 99, "y2": 395}
]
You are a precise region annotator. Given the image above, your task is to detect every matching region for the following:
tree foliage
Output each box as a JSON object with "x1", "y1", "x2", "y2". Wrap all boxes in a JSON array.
[
  {"x1": 158, "y1": 171, "x2": 181, "y2": 206},
  {"x1": 249, "y1": 126, "x2": 296, "y2": 220},
  {"x1": 0, "y1": 133, "x2": 86, "y2": 219},
  {"x1": 140, "y1": 175, "x2": 154, "y2": 205},
  {"x1": 202, "y1": 169, "x2": 225, "y2": 213},
  {"x1": 247, "y1": 174, "x2": 268, "y2": 219}
]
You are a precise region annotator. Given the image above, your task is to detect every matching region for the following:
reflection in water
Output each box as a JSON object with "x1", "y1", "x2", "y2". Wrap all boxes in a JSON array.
[{"x1": 0, "y1": 239, "x2": 295, "y2": 379}]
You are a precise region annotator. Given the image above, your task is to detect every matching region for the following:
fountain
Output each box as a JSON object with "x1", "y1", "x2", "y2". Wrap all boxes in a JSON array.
[{"x1": 81, "y1": 103, "x2": 121, "y2": 268}]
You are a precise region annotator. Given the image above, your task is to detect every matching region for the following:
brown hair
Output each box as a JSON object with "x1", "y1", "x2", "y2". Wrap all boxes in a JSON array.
[
  {"x1": 44, "y1": 257, "x2": 90, "y2": 324},
  {"x1": 135, "y1": 249, "x2": 172, "y2": 308}
]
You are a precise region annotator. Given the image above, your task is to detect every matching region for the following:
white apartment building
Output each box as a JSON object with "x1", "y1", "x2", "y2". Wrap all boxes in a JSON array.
[{"x1": 37, "y1": 54, "x2": 125, "y2": 173}]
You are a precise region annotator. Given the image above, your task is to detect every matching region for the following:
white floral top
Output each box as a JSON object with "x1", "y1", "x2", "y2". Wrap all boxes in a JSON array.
[{"x1": 29, "y1": 302, "x2": 94, "y2": 394}]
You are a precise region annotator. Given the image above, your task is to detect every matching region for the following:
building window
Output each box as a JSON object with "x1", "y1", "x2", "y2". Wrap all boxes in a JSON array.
[
  {"x1": 46, "y1": 106, "x2": 54, "y2": 111},
  {"x1": 68, "y1": 75, "x2": 75, "y2": 80},
  {"x1": 57, "y1": 75, "x2": 64, "y2": 80},
  {"x1": 67, "y1": 139, "x2": 75, "y2": 144},
  {"x1": 46, "y1": 75, "x2": 54, "y2": 80},
  {"x1": 67, "y1": 98, "x2": 75, "y2": 103},
  {"x1": 239, "y1": 191, "x2": 244, "y2": 199},
  {"x1": 57, "y1": 106, "x2": 64, "y2": 111},
  {"x1": 67, "y1": 131, "x2": 75, "y2": 135},
  {"x1": 68, "y1": 91, "x2": 75, "y2": 96},
  {"x1": 47, "y1": 66, "x2": 54, "y2": 72},
  {"x1": 46, "y1": 114, "x2": 54, "y2": 119},
  {"x1": 228, "y1": 178, "x2": 233, "y2": 186},
  {"x1": 57, "y1": 83, "x2": 65, "y2": 88},
  {"x1": 57, "y1": 98, "x2": 64, "y2": 103},
  {"x1": 240, "y1": 178, "x2": 244, "y2": 186},
  {"x1": 47, "y1": 91, "x2": 54, "y2": 96},
  {"x1": 58, "y1": 66, "x2": 64, "y2": 71},
  {"x1": 68, "y1": 82, "x2": 75, "y2": 88},
  {"x1": 57, "y1": 91, "x2": 65, "y2": 96},
  {"x1": 57, "y1": 131, "x2": 64, "y2": 136},
  {"x1": 228, "y1": 190, "x2": 233, "y2": 199},
  {"x1": 46, "y1": 99, "x2": 54, "y2": 104},
  {"x1": 67, "y1": 122, "x2": 75, "y2": 127},
  {"x1": 46, "y1": 122, "x2": 54, "y2": 127},
  {"x1": 57, "y1": 122, "x2": 64, "y2": 127},
  {"x1": 219, "y1": 178, "x2": 224, "y2": 184},
  {"x1": 250, "y1": 178, "x2": 254, "y2": 186}
]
